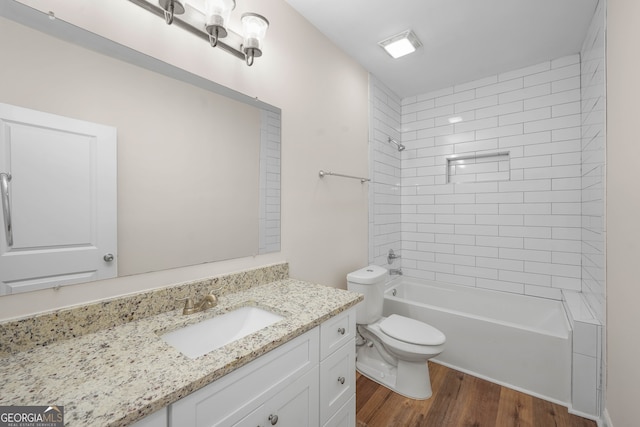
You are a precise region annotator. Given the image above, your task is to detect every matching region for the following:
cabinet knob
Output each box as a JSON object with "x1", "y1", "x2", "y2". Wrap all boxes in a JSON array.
[
  {"x1": 103, "y1": 253, "x2": 114, "y2": 262},
  {"x1": 338, "y1": 376, "x2": 345, "y2": 385},
  {"x1": 268, "y1": 414, "x2": 278, "y2": 425},
  {"x1": 337, "y1": 327, "x2": 345, "y2": 335}
]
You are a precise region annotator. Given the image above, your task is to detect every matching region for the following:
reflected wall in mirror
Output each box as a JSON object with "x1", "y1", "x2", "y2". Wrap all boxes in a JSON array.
[{"x1": 0, "y1": 2, "x2": 281, "y2": 295}]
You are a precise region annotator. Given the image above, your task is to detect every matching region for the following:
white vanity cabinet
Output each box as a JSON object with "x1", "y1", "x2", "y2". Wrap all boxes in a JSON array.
[
  {"x1": 319, "y1": 308, "x2": 356, "y2": 427},
  {"x1": 169, "y1": 328, "x2": 320, "y2": 426},
  {"x1": 140, "y1": 307, "x2": 356, "y2": 427},
  {"x1": 233, "y1": 366, "x2": 319, "y2": 427},
  {"x1": 130, "y1": 408, "x2": 168, "y2": 427}
]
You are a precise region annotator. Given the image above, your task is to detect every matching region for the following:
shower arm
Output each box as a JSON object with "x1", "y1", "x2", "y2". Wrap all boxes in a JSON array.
[{"x1": 388, "y1": 137, "x2": 405, "y2": 151}]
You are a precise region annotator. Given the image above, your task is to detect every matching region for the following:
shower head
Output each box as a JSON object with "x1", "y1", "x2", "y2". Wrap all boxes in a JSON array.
[{"x1": 388, "y1": 137, "x2": 405, "y2": 152}]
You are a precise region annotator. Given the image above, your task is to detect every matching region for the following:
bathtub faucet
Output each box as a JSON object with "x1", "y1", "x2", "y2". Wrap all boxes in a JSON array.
[
  {"x1": 389, "y1": 268, "x2": 403, "y2": 276},
  {"x1": 387, "y1": 249, "x2": 401, "y2": 265}
]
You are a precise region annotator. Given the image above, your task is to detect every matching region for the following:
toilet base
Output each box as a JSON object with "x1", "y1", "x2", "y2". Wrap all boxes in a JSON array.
[{"x1": 356, "y1": 343, "x2": 433, "y2": 400}]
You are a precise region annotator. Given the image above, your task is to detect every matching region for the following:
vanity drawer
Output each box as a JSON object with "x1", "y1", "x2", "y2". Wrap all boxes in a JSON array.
[
  {"x1": 169, "y1": 327, "x2": 319, "y2": 427},
  {"x1": 323, "y1": 395, "x2": 355, "y2": 427},
  {"x1": 320, "y1": 307, "x2": 356, "y2": 360},
  {"x1": 319, "y1": 341, "x2": 355, "y2": 425},
  {"x1": 130, "y1": 408, "x2": 167, "y2": 427}
]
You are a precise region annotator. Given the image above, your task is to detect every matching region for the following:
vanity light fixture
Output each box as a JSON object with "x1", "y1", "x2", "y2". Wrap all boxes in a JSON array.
[
  {"x1": 159, "y1": 0, "x2": 185, "y2": 24},
  {"x1": 378, "y1": 29, "x2": 422, "y2": 59},
  {"x1": 203, "y1": 0, "x2": 236, "y2": 47},
  {"x1": 131, "y1": 0, "x2": 269, "y2": 66}
]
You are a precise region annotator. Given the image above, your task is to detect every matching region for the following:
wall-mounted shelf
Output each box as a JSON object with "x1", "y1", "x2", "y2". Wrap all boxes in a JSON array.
[{"x1": 446, "y1": 151, "x2": 510, "y2": 184}]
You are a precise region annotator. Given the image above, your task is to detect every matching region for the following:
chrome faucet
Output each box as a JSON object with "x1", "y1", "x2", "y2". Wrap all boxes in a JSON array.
[
  {"x1": 387, "y1": 249, "x2": 401, "y2": 265},
  {"x1": 180, "y1": 292, "x2": 218, "y2": 315},
  {"x1": 388, "y1": 249, "x2": 402, "y2": 275}
]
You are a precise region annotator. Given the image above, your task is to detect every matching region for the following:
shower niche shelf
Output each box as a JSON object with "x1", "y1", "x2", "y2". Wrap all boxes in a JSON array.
[{"x1": 446, "y1": 151, "x2": 510, "y2": 184}]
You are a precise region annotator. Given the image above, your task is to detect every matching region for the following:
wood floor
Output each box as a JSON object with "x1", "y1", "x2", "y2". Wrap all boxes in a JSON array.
[{"x1": 356, "y1": 362, "x2": 597, "y2": 427}]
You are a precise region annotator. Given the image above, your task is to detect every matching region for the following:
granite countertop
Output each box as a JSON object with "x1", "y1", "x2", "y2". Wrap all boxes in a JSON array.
[{"x1": 0, "y1": 278, "x2": 362, "y2": 427}]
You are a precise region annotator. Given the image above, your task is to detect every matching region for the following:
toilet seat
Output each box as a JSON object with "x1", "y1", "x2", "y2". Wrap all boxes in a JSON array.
[
  {"x1": 379, "y1": 314, "x2": 446, "y2": 346},
  {"x1": 363, "y1": 317, "x2": 445, "y2": 359}
]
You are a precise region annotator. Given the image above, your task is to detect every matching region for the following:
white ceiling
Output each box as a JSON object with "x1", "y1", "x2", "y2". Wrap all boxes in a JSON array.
[{"x1": 284, "y1": 0, "x2": 599, "y2": 98}]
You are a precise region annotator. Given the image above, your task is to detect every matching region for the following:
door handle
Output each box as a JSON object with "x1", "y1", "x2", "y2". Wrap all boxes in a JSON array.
[{"x1": 0, "y1": 173, "x2": 12, "y2": 246}]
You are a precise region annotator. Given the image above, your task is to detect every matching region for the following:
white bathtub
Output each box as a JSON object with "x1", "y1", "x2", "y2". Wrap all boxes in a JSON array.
[{"x1": 383, "y1": 277, "x2": 572, "y2": 404}]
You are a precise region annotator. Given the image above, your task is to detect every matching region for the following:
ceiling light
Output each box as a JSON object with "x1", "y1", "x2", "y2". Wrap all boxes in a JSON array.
[{"x1": 378, "y1": 29, "x2": 422, "y2": 59}]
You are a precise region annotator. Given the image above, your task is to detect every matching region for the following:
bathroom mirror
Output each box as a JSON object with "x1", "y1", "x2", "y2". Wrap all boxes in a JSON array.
[{"x1": 0, "y1": 2, "x2": 281, "y2": 295}]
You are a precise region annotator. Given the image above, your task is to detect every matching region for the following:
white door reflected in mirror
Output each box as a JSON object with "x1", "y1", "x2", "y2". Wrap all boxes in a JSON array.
[{"x1": 0, "y1": 103, "x2": 117, "y2": 295}]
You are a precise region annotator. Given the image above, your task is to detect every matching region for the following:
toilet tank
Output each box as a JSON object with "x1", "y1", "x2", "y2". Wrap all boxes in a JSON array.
[{"x1": 347, "y1": 265, "x2": 388, "y2": 324}]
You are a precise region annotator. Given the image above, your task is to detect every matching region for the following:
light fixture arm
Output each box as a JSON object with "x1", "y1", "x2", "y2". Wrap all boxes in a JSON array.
[
  {"x1": 128, "y1": 0, "x2": 247, "y2": 61},
  {"x1": 209, "y1": 28, "x2": 220, "y2": 48},
  {"x1": 158, "y1": 0, "x2": 185, "y2": 25},
  {"x1": 245, "y1": 48, "x2": 256, "y2": 66},
  {"x1": 128, "y1": 0, "x2": 268, "y2": 66},
  {"x1": 163, "y1": 4, "x2": 174, "y2": 24}
]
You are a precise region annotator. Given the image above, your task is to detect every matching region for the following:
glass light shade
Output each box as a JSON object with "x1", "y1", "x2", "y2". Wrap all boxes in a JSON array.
[
  {"x1": 205, "y1": 0, "x2": 235, "y2": 30},
  {"x1": 241, "y1": 13, "x2": 269, "y2": 53}
]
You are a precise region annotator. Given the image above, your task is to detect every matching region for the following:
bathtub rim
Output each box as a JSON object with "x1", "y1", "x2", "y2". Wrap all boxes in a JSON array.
[{"x1": 384, "y1": 276, "x2": 572, "y2": 339}]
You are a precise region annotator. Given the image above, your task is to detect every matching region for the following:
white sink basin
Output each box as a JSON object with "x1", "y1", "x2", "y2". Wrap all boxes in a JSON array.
[{"x1": 161, "y1": 306, "x2": 284, "y2": 359}]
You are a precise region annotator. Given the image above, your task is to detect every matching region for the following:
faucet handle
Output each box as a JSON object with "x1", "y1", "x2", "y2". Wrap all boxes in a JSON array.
[
  {"x1": 178, "y1": 297, "x2": 195, "y2": 315},
  {"x1": 199, "y1": 292, "x2": 218, "y2": 309},
  {"x1": 387, "y1": 249, "x2": 401, "y2": 264}
]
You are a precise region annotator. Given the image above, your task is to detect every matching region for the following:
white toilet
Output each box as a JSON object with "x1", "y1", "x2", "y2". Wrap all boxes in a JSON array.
[{"x1": 347, "y1": 265, "x2": 445, "y2": 399}]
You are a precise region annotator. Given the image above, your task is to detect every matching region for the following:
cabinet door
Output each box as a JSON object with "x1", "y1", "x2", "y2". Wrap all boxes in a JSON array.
[
  {"x1": 259, "y1": 366, "x2": 319, "y2": 427},
  {"x1": 169, "y1": 328, "x2": 318, "y2": 427},
  {"x1": 320, "y1": 342, "x2": 355, "y2": 425},
  {"x1": 230, "y1": 405, "x2": 264, "y2": 427},
  {"x1": 323, "y1": 395, "x2": 355, "y2": 427},
  {"x1": 130, "y1": 408, "x2": 167, "y2": 427}
]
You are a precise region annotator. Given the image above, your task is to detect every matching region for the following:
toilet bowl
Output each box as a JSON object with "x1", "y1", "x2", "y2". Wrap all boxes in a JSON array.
[{"x1": 347, "y1": 265, "x2": 446, "y2": 399}]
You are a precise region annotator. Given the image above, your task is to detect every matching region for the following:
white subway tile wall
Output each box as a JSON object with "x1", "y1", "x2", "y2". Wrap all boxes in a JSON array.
[
  {"x1": 369, "y1": 3, "x2": 606, "y2": 414},
  {"x1": 368, "y1": 77, "x2": 402, "y2": 267},
  {"x1": 396, "y1": 54, "x2": 582, "y2": 296},
  {"x1": 579, "y1": 0, "x2": 606, "y2": 417},
  {"x1": 580, "y1": 0, "x2": 606, "y2": 326},
  {"x1": 258, "y1": 109, "x2": 281, "y2": 254}
]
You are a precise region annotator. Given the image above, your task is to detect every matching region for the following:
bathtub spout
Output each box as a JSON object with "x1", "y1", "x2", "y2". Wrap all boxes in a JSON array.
[{"x1": 389, "y1": 268, "x2": 403, "y2": 276}]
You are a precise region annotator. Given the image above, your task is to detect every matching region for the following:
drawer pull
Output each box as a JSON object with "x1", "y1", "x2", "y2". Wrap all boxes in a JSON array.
[
  {"x1": 338, "y1": 376, "x2": 345, "y2": 385},
  {"x1": 337, "y1": 327, "x2": 346, "y2": 335},
  {"x1": 269, "y1": 414, "x2": 278, "y2": 425}
]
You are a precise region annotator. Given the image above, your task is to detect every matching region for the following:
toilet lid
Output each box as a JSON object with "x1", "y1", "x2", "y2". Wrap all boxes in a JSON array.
[{"x1": 379, "y1": 314, "x2": 446, "y2": 346}]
